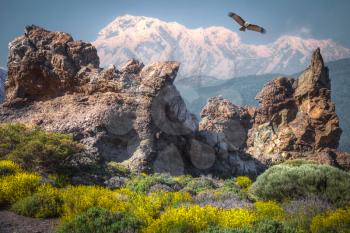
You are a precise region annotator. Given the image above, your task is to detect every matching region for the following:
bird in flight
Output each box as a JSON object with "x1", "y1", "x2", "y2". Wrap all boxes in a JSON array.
[{"x1": 228, "y1": 12, "x2": 266, "y2": 34}]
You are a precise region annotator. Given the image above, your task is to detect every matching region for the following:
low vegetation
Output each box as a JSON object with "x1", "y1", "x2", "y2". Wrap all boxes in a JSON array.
[
  {"x1": 0, "y1": 123, "x2": 349, "y2": 233},
  {"x1": 249, "y1": 162, "x2": 350, "y2": 206},
  {"x1": 0, "y1": 123, "x2": 83, "y2": 173}
]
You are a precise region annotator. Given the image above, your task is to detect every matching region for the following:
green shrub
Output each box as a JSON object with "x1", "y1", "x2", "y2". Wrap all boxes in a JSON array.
[
  {"x1": 0, "y1": 172, "x2": 41, "y2": 206},
  {"x1": 0, "y1": 123, "x2": 84, "y2": 173},
  {"x1": 250, "y1": 163, "x2": 350, "y2": 206},
  {"x1": 253, "y1": 220, "x2": 304, "y2": 233},
  {"x1": 106, "y1": 162, "x2": 132, "y2": 177},
  {"x1": 56, "y1": 207, "x2": 143, "y2": 233},
  {"x1": 126, "y1": 173, "x2": 180, "y2": 193},
  {"x1": 183, "y1": 176, "x2": 219, "y2": 194},
  {"x1": 0, "y1": 160, "x2": 22, "y2": 176},
  {"x1": 0, "y1": 123, "x2": 27, "y2": 156},
  {"x1": 11, "y1": 185, "x2": 62, "y2": 218},
  {"x1": 282, "y1": 160, "x2": 318, "y2": 167},
  {"x1": 174, "y1": 175, "x2": 194, "y2": 187}
]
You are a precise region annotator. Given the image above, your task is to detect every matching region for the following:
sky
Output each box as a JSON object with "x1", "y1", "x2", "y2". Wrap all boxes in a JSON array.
[{"x1": 1, "y1": 0, "x2": 350, "y2": 67}]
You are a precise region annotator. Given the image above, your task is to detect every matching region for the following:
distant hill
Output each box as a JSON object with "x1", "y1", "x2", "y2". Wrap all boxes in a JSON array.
[{"x1": 176, "y1": 58, "x2": 350, "y2": 152}]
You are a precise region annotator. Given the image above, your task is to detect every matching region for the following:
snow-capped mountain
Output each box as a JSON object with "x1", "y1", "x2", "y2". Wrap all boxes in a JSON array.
[
  {"x1": 93, "y1": 15, "x2": 350, "y2": 79},
  {"x1": 0, "y1": 67, "x2": 6, "y2": 102}
]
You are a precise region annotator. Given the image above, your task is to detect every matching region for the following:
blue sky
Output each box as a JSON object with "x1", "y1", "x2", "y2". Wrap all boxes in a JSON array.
[{"x1": 1, "y1": 0, "x2": 350, "y2": 67}]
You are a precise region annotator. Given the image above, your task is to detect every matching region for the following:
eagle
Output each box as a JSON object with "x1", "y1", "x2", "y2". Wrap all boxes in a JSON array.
[{"x1": 228, "y1": 12, "x2": 266, "y2": 34}]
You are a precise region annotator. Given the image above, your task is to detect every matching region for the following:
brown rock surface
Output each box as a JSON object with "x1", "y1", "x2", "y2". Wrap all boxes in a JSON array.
[
  {"x1": 198, "y1": 48, "x2": 348, "y2": 170},
  {"x1": 0, "y1": 26, "x2": 197, "y2": 175},
  {"x1": 245, "y1": 48, "x2": 344, "y2": 166}
]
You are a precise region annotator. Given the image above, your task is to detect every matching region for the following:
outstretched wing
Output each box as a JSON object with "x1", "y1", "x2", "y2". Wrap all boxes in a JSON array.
[
  {"x1": 246, "y1": 24, "x2": 266, "y2": 34},
  {"x1": 228, "y1": 12, "x2": 245, "y2": 27}
]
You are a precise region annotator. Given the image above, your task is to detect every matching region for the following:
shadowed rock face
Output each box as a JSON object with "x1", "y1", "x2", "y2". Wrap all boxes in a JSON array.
[
  {"x1": 0, "y1": 68, "x2": 6, "y2": 102},
  {"x1": 198, "y1": 96, "x2": 265, "y2": 177}
]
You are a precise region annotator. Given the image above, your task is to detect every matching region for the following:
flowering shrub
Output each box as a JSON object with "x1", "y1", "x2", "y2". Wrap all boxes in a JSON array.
[
  {"x1": 60, "y1": 185, "x2": 129, "y2": 221},
  {"x1": 0, "y1": 172, "x2": 41, "y2": 206},
  {"x1": 0, "y1": 160, "x2": 22, "y2": 176},
  {"x1": 255, "y1": 201, "x2": 285, "y2": 221},
  {"x1": 218, "y1": 208, "x2": 256, "y2": 228},
  {"x1": 235, "y1": 176, "x2": 253, "y2": 191},
  {"x1": 11, "y1": 184, "x2": 62, "y2": 218},
  {"x1": 144, "y1": 205, "x2": 219, "y2": 233},
  {"x1": 310, "y1": 207, "x2": 350, "y2": 233},
  {"x1": 123, "y1": 190, "x2": 192, "y2": 225}
]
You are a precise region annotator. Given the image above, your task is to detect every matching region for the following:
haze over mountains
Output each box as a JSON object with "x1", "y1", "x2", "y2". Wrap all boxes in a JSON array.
[{"x1": 93, "y1": 15, "x2": 350, "y2": 79}]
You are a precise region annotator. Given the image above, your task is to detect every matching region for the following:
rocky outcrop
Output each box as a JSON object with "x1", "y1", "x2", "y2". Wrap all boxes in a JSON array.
[
  {"x1": 198, "y1": 49, "x2": 349, "y2": 170},
  {"x1": 0, "y1": 25, "x2": 198, "y2": 175},
  {"x1": 245, "y1": 48, "x2": 345, "y2": 166},
  {"x1": 6, "y1": 25, "x2": 100, "y2": 102}
]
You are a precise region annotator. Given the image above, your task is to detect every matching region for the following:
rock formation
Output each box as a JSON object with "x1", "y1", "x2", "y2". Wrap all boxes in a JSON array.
[
  {"x1": 0, "y1": 25, "x2": 198, "y2": 175},
  {"x1": 0, "y1": 25, "x2": 349, "y2": 180},
  {"x1": 245, "y1": 48, "x2": 346, "y2": 167},
  {"x1": 198, "y1": 48, "x2": 349, "y2": 170},
  {"x1": 197, "y1": 96, "x2": 265, "y2": 176}
]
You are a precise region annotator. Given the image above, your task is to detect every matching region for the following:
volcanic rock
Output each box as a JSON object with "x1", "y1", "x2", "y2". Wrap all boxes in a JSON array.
[
  {"x1": 246, "y1": 48, "x2": 344, "y2": 166},
  {"x1": 0, "y1": 25, "x2": 198, "y2": 175}
]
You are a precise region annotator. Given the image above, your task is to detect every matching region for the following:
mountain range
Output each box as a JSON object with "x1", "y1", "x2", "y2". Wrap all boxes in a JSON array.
[{"x1": 93, "y1": 15, "x2": 350, "y2": 79}]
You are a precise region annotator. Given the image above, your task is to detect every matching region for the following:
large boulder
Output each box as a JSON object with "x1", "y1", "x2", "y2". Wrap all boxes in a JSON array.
[
  {"x1": 197, "y1": 96, "x2": 265, "y2": 177},
  {"x1": 0, "y1": 25, "x2": 197, "y2": 175}
]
